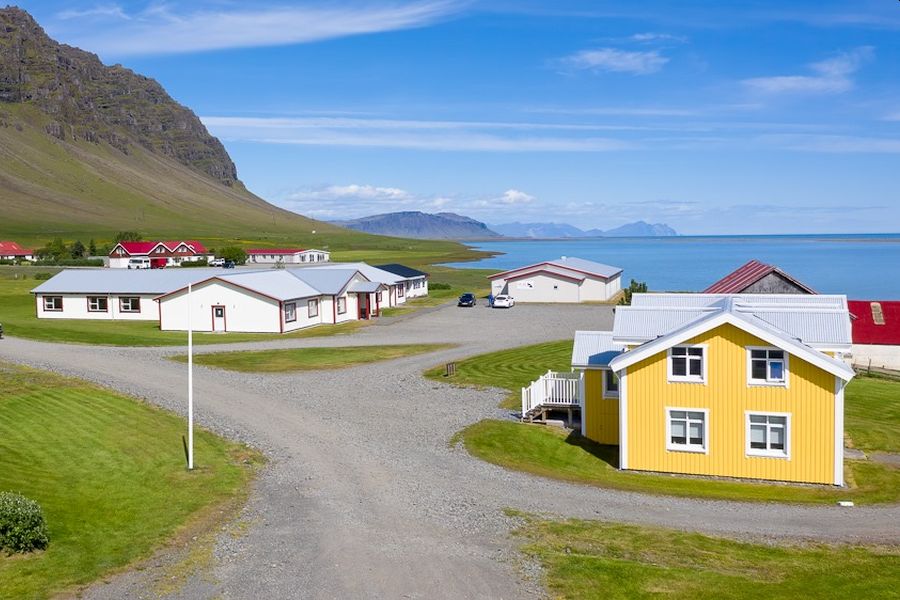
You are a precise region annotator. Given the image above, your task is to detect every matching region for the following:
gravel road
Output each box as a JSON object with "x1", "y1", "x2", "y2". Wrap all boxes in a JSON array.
[{"x1": 1, "y1": 302, "x2": 897, "y2": 599}]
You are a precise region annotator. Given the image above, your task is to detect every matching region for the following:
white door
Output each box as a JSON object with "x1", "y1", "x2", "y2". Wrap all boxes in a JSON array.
[{"x1": 212, "y1": 306, "x2": 226, "y2": 331}]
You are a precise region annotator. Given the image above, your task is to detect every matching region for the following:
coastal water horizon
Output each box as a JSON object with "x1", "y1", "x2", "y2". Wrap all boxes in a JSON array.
[{"x1": 445, "y1": 233, "x2": 900, "y2": 299}]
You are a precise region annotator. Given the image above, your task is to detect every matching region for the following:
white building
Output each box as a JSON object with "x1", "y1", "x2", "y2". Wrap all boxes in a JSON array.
[
  {"x1": 31, "y1": 262, "x2": 415, "y2": 333},
  {"x1": 305, "y1": 262, "x2": 413, "y2": 308},
  {"x1": 375, "y1": 264, "x2": 429, "y2": 299},
  {"x1": 489, "y1": 257, "x2": 623, "y2": 303},
  {"x1": 0, "y1": 241, "x2": 34, "y2": 262},
  {"x1": 246, "y1": 248, "x2": 330, "y2": 265},
  {"x1": 108, "y1": 241, "x2": 213, "y2": 269}
]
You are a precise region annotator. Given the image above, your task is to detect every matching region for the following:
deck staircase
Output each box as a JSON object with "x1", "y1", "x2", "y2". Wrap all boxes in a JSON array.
[{"x1": 521, "y1": 370, "x2": 583, "y2": 423}]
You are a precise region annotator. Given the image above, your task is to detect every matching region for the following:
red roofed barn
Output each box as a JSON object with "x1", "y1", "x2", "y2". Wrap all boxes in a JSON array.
[{"x1": 0, "y1": 241, "x2": 35, "y2": 261}]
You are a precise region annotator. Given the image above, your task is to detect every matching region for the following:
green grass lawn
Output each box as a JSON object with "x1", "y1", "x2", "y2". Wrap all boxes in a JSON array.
[
  {"x1": 425, "y1": 339, "x2": 575, "y2": 409},
  {"x1": 172, "y1": 343, "x2": 454, "y2": 373},
  {"x1": 434, "y1": 339, "x2": 900, "y2": 503},
  {"x1": 511, "y1": 513, "x2": 900, "y2": 600},
  {"x1": 456, "y1": 420, "x2": 899, "y2": 504},
  {"x1": 0, "y1": 362, "x2": 262, "y2": 599},
  {"x1": 0, "y1": 277, "x2": 367, "y2": 346}
]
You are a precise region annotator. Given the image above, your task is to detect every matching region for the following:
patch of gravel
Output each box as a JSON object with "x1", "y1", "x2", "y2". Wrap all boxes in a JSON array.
[{"x1": 1, "y1": 302, "x2": 898, "y2": 599}]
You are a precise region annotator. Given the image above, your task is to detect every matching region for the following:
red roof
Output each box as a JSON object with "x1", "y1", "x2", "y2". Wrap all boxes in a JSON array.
[
  {"x1": 848, "y1": 300, "x2": 900, "y2": 345},
  {"x1": 246, "y1": 248, "x2": 306, "y2": 255},
  {"x1": 703, "y1": 259, "x2": 817, "y2": 294},
  {"x1": 0, "y1": 241, "x2": 34, "y2": 256},
  {"x1": 111, "y1": 240, "x2": 208, "y2": 256}
]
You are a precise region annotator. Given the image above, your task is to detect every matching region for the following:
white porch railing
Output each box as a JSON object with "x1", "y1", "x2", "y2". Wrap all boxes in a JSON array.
[{"x1": 521, "y1": 370, "x2": 582, "y2": 417}]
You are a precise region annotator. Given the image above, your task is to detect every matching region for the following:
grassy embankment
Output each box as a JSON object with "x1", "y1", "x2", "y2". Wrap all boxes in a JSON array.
[
  {"x1": 0, "y1": 363, "x2": 263, "y2": 599},
  {"x1": 172, "y1": 344, "x2": 454, "y2": 373},
  {"x1": 510, "y1": 512, "x2": 900, "y2": 600},
  {"x1": 429, "y1": 340, "x2": 900, "y2": 504}
]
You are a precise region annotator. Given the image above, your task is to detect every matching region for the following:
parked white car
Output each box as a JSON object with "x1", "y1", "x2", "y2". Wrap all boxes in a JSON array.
[
  {"x1": 493, "y1": 294, "x2": 515, "y2": 308},
  {"x1": 209, "y1": 258, "x2": 226, "y2": 267},
  {"x1": 127, "y1": 257, "x2": 151, "y2": 269}
]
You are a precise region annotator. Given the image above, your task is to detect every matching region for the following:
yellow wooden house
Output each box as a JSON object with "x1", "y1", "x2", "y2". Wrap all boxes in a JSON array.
[{"x1": 572, "y1": 293, "x2": 855, "y2": 486}]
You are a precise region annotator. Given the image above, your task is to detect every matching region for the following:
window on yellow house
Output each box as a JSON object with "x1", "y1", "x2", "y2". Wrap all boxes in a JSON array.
[
  {"x1": 667, "y1": 408, "x2": 707, "y2": 453},
  {"x1": 748, "y1": 348, "x2": 788, "y2": 386},
  {"x1": 668, "y1": 346, "x2": 706, "y2": 383},
  {"x1": 747, "y1": 413, "x2": 789, "y2": 458}
]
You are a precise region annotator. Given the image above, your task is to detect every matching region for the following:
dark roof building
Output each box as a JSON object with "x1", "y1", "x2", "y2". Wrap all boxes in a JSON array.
[
  {"x1": 375, "y1": 264, "x2": 429, "y2": 279},
  {"x1": 703, "y1": 259, "x2": 816, "y2": 295},
  {"x1": 848, "y1": 300, "x2": 900, "y2": 345}
]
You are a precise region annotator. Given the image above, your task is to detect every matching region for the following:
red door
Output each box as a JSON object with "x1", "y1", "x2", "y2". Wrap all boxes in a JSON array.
[{"x1": 151, "y1": 258, "x2": 167, "y2": 269}]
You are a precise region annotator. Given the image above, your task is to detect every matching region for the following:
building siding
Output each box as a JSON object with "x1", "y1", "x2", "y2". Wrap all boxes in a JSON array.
[
  {"x1": 582, "y1": 370, "x2": 620, "y2": 444},
  {"x1": 624, "y1": 323, "x2": 836, "y2": 484}
]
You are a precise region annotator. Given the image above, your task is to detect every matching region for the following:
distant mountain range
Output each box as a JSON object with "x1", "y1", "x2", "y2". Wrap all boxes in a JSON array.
[
  {"x1": 491, "y1": 220, "x2": 678, "y2": 238},
  {"x1": 333, "y1": 211, "x2": 502, "y2": 240}
]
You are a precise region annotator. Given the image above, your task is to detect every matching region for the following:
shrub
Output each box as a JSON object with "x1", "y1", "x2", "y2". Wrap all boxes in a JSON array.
[
  {"x1": 0, "y1": 492, "x2": 50, "y2": 554},
  {"x1": 430, "y1": 282, "x2": 451, "y2": 290},
  {"x1": 179, "y1": 259, "x2": 209, "y2": 268},
  {"x1": 33, "y1": 272, "x2": 53, "y2": 281},
  {"x1": 33, "y1": 259, "x2": 104, "y2": 267}
]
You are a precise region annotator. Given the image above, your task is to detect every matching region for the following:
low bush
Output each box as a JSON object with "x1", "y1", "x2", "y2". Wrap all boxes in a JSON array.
[
  {"x1": 179, "y1": 259, "x2": 209, "y2": 268},
  {"x1": 33, "y1": 272, "x2": 53, "y2": 281},
  {"x1": 0, "y1": 492, "x2": 50, "y2": 554},
  {"x1": 33, "y1": 258, "x2": 104, "y2": 267},
  {"x1": 430, "y1": 282, "x2": 452, "y2": 290}
]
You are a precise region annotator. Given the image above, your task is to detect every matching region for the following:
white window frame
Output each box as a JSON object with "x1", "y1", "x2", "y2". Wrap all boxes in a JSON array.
[
  {"x1": 746, "y1": 346, "x2": 789, "y2": 387},
  {"x1": 119, "y1": 297, "x2": 141, "y2": 313},
  {"x1": 602, "y1": 369, "x2": 619, "y2": 398},
  {"x1": 307, "y1": 299, "x2": 319, "y2": 318},
  {"x1": 667, "y1": 344, "x2": 707, "y2": 384},
  {"x1": 87, "y1": 296, "x2": 108, "y2": 313},
  {"x1": 284, "y1": 302, "x2": 297, "y2": 323},
  {"x1": 336, "y1": 297, "x2": 347, "y2": 315},
  {"x1": 745, "y1": 411, "x2": 791, "y2": 459},
  {"x1": 43, "y1": 296, "x2": 63, "y2": 312},
  {"x1": 665, "y1": 407, "x2": 709, "y2": 454}
]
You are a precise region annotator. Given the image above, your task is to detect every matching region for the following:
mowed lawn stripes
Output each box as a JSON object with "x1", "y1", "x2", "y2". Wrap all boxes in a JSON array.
[{"x1": 0, "y1": 363, "x2": 261, "y2": 599}]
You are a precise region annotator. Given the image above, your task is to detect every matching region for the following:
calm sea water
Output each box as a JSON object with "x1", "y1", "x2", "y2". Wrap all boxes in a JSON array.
[{"x1": 444, "y1": 235, "x2": 900, "y2": 299}]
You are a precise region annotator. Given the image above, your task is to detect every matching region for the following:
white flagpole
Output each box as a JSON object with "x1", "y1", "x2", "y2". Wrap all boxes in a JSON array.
[{"x1": 188, "y1": 283, "x2": 194, "y2": 470}]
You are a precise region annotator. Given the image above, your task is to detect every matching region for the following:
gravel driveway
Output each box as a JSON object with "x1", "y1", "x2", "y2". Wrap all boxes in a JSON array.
[{"x1": 1, "y1": 303, "x2": 897, "y2": 599}]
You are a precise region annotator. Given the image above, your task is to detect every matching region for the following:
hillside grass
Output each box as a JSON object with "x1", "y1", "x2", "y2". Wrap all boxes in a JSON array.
[
  {"x1": 172, "y1": 343, "x2": 454, "y2": 373},
  {"x1": 511, "y1": 514, "x2": 900, "y2": 600},
  {"x1": 0, "y1": 362, "x2": 262, "y2": 599},
  {"x1": 435, "y1": 340, "x2": 900, "y2": 504}
]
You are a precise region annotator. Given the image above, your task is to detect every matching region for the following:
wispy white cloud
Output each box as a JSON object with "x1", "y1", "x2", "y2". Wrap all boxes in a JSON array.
[
  {"x1": 560, "y1": 48, "x2": 669, "y2": 75},
  {"x1": 495, "y1": 189, "x2": 535, "y2": 205},
  {"x1": 51, "y1": 1, "x2": 462, "y2": 57},
  {"x1": 757, "y1": 133, "x2": 900, "y2": 153},
  {"x1": 629, "y1": 32, "x2": 687, "y2": 44},
  {"x1": 742, "y1": 46, "x2": 874, "y2": 94}
]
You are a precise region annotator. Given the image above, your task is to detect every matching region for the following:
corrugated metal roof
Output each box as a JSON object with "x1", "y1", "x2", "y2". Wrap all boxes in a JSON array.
[
  {"x1": 490, "y1": 256, "x2": 622, "y2": 280},
  {"x1": 348, "y1": 281, "x2": 384, "y2": 293},
  {"x1": 504, "y1": 264, "x2": 587, "y2": 282},
  {"x1": 615, "y1": 293, "x2": 852, "y2": 347},
  {"x1": 375, "y1": 264, "x2": 429, "y2": 279},
  {"x1": 307, "y1": 262, "x2": 404, "y2": 285},
  {"x1": 218, "y1": 271, "x2": 319, "y2": 301},
  {"x1": 703, "y1": 259, "x2": 816, "y2": 294},
  {"x1": 31, "y1": 268, "x2": 236, "y2": 295},
  {"x1": 571, "y1": 331, "x2": 624, "y2": 367},
  {"x1": 287, "y1": 268, "x2": 358, "y2": 295},
  {"x1": 848, "y1": 300, "x2": 900, "y2": 345}
]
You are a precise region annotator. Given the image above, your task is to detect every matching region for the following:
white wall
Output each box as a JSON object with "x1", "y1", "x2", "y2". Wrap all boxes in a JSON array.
[
  {"x1": 405, "y1": 277, "x2": 428, "y2": 298},
  {"x1": 498, "y1": 273, "x2": 581, "y2": 303},
  {"x1": 850, "y1": 344, "x2": 900, "y2": 371},
  {"x1": 159, "y1": 281, "x2": 281, "y2": 333},
  {"x1": 35, "y1": 293, "x2": 158, "y2": 320},
  {"x1": 282, "y1": 296, "x2": 328, "y2": 332}
]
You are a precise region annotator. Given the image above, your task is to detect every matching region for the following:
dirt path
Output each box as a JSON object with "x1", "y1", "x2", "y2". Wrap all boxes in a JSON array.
[{"x1": 1, "y1": 303, "x2": 897, "y2": 599}]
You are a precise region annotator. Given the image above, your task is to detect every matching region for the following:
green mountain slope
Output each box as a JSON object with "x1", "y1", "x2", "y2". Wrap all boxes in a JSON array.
[{"x1": 0, "y1": 7, "x2": 470, "y2": 260}]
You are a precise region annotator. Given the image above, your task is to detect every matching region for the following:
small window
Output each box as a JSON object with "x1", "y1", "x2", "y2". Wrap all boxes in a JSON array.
[
  {"x1": 604, "y1": 370, "x2": 619, "y2": 396},
  {"x1": 285, "y1": 302, "x2": 297, "y2": 323},
  {"x1": 398, "y1": 285, "x2": 405, "y2": 298},
  {"x1": 669, "y1": 346, "x2": 705, "y2": 383},
  {"x1": 748, "y1": 348, "x2": 788, "y2": 385},
  {"x1": 119, "y1": 297, "x2": 141, "y2": 313},
  {"x1": 87, "y1": 296, "x2": 108, "y2": 312},
  {"x1": 307, "y1": 299, "x2": 319, "y2": 318},
  {"x1": 376, "y1": 291, "x2": 383, "y2": 302},
  {"x1": 337, "y1": 297, "x2": 347, "y2": 315},
  {"x1": 43, "y1": 296, "x2": 63, "y2": 311},
  {"x1": 747, "y1": 413, "x2": 789, "y2": 458},
  {"x1": 667, "y1": 408, "x2": 707, "y2": 453}
]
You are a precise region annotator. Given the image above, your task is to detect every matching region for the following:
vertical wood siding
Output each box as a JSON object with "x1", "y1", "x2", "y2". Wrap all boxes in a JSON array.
[
  {"x1": 626, "y1": 323, "x2": 835, "y2": 484},
  {"x1": 583, "y1": 370, "x2": 620, "y2": 444}
]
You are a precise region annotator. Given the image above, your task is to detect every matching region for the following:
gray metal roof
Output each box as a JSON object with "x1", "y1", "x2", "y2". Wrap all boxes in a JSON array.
[
  {"x1": 348, "y1": 281, "x2": 385, "y2": 293},
  {"x1": 614, "y1": 293, "x2": 852, "y2": 347},
  {"x1": 491, "y1": 256, "x2": 622, "y2": 280},
  {"x1": 307, "y1": 262, "x2": 404, "y2": 285},
  {"x1": 218, "y1": 271, "x2": 319, "y2": 301},
  {"x1": 505, "y1": 263, "x2": 587, "y2": 282},
  {"x1": 571, "y1": 331, "x2": 624, "y2": 368},
  {"x1": 286, "y1": 268, "x2": 359, "y2": 295},
  {"x1": 31, "y1": 268, "x2": 236, "y2": 295}
]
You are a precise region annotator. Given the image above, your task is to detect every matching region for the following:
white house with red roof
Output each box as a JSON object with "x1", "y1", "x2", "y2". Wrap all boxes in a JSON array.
[
  {"x1": 488, "y1": 257, "x2": 623, "y2": 303},
  {"x1": 108, "y1": 241, "x2": 213, "y2": 269},
  {"x1": 246, "y1": 248, "x2": 330, "y2": 265},
  {"x1": 0, "y1": 241, "x2": 34, "y2": 261}
]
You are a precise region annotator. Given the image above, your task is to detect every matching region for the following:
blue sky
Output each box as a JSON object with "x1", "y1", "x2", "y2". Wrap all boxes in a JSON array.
[{"x1": 17, "y1": 0, "x2": 900, "y2": 234}]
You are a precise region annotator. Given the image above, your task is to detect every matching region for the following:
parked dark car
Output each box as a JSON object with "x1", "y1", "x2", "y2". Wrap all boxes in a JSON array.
[
  {"x1": 458, "y1": 293, "x2": 477, "y2": 307},
  {"x1": 223, "y1": 260, "x2": 236, "y2": 269}
]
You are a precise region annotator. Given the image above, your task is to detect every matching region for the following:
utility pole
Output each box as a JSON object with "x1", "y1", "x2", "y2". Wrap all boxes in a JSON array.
[{"x1": 187, "y1": 283, "x2": 194, "y2": 470}]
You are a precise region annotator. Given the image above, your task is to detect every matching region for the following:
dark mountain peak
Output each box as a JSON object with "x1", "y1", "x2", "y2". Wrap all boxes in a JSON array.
[
  {"x1": 334, "y1": 211, "x2": 501, "y2": 240},
  {"x1": 0, "y1": 6, "x2": 238, "y2": 186}
]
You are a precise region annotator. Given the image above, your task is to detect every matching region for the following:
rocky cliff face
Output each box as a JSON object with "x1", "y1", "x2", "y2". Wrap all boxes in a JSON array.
[{"x1": 0, "y1": 7, "x2": 238, "y2": 186}]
